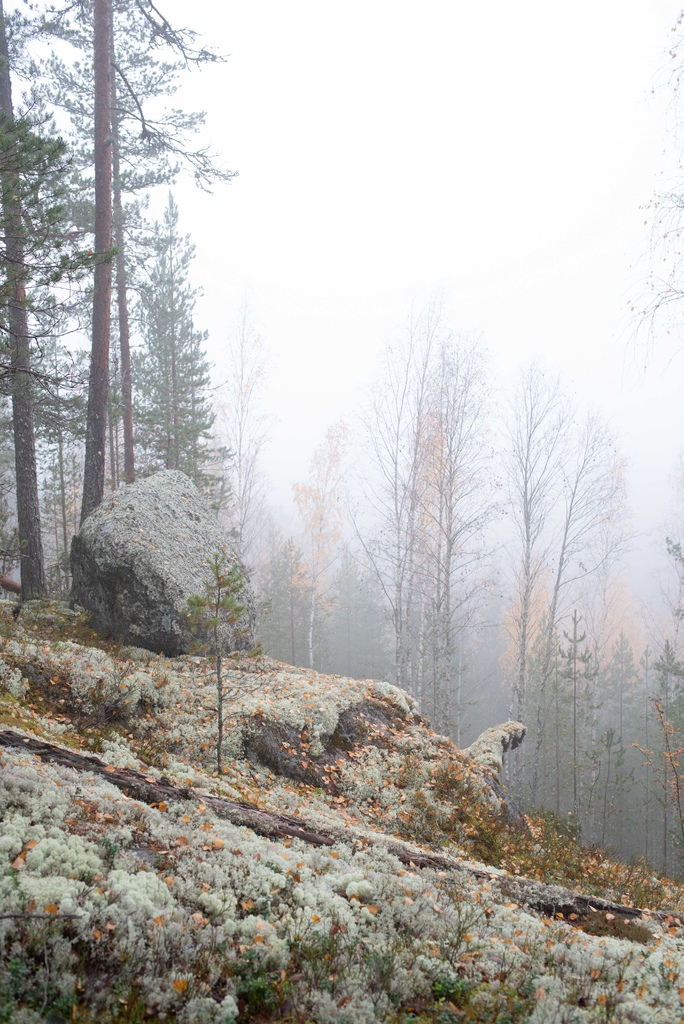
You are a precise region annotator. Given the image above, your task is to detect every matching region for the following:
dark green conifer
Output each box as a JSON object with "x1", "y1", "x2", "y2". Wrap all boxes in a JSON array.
[{"x1": 135, "y1": 193, "x2": 216, "y2": 492}]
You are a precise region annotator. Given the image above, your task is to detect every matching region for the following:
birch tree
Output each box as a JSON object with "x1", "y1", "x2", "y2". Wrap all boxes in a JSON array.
[
  {"x1": 503, "y1": 363, "x2": 570, "y2": 783},
  {"x1": 293, "y1": 421, "x2": 347, "y2": 670},
  {"x1": 353, "y1": 304, "x2": 440, "y2": 693},
  {"x1": 530, "y1": 411, "x2": 627, "y2": 803},
  {"x1": 418, "y1": 335, "x2": 495, "y2": 735},
  {"x1": 503, "y1": 365, "x2": 627, "y2": 804},
  {"x1": 217, "y1": 306, "x2": 272, "y2": 564}
]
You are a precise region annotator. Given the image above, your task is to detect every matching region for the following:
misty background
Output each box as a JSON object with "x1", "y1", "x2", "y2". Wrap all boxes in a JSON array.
[
  {"x1": 7, "y1": 0, "x2": 684, "y2": 876},
  {"x1": 154, "y1": 0, "x2": 677, "y2": 529}
]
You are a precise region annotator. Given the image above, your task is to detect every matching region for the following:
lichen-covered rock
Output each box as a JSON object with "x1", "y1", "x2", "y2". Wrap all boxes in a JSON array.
[
  {"x1": 70, "y1": 470, "x2": 255, "y2": 656},
  {"x1": 464, "y1": 721, "x2": 528, "y2": 829},
  {"x1": 464, "y1": 721, "x2": 526, "y2": 779}
]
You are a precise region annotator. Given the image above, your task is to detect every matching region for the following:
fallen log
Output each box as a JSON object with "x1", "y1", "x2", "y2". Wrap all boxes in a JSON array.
[
  {"x1": 0, "y1": 726, "x2": 679, "y2": 925},
  {"x1": 0, "y1": 727, "x2": 447, "y2": 864},
  {"x1": 0, "y1": 727, "x2": 334, "y2": 848}
]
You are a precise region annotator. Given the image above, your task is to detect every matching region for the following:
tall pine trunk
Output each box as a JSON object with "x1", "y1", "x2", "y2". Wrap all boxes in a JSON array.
[
  {"x1": 0, "y1": 0, "x2": 44, "y2": 599},
  {"x1": 111, "y1": 47, "x2": 134, "y2": 484},
  {"x1": 81, "y1": 0, "x2": 113, "y2": 523}
]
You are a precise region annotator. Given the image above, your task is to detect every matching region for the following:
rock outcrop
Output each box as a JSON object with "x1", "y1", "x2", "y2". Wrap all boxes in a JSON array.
[
  {"x1": 464, "y1": 721, "x2": 526, "y2": 778},
  {"x1": 70, "y1": 470, "x2": 255, "y2": 656},
  {"x1": 464, "y1": 722, "x2": 528, "y2": 829}
]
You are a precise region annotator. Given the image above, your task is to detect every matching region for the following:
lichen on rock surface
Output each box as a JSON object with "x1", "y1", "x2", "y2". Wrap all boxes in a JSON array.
[
  {"x1": 464, "y1": 721, "x2": 526, "y2": 778},
  {"x1": 70, "y1": 470, "x2": 255, "y2": 656}
]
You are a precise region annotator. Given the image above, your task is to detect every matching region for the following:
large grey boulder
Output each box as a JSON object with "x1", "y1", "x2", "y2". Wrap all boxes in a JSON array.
[{"x1": 70, "y1": 470, "x2": 255, "y2": 656}]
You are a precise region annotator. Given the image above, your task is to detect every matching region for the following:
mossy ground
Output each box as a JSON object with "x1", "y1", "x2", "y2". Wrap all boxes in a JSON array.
[{"x1": 2, "y1": 601, "x2": 684, "y2": 1023}]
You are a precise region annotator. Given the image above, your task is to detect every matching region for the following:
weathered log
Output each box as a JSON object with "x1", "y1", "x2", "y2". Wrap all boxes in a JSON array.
[
  {"x1": 0, "y1": 727, "x2": 679, "y2": 924},
  {"x1": 0, "y1": 727, "x2": 332, "y2": 848},
  {"x1": 0, "y1": 727, "x2": 447, "y2": 863}
]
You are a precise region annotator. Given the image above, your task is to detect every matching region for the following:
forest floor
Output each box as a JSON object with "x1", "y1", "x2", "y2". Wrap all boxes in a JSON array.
[{"x1": 1, "y1": 599, "x2": 684, "y2": 1023}]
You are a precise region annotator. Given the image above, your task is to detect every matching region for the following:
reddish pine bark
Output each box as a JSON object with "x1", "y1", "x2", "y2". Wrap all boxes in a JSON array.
[
  {"x1": 111, "y1": 35, "x2": 134, "y2": 485},
  {"x1": 80, "y1": 0, "x2": 114, "y2": 523},
  {"x1": 0, "y1": 0, "x2": 44, "y2": 599}
]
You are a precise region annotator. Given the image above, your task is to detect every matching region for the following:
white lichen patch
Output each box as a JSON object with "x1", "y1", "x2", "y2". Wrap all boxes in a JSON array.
[
  {"x1": 2, "y1": 733, "x2": 684, "y2": 1024},
  {"x1": 463, "y1": 721, "x2": 526, "y2": 778},
  {"x1": 2, "y1": 604, "x2": 684, "y2": 1022}
]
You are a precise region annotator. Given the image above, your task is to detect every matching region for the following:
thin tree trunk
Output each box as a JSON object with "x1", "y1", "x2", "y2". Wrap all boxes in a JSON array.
[
  {"x1": 531, "y1": 507, "x2": 572, "y2": 803},
  {"x1": 289, "y1": 572, "x2": 296, "y2": 665},
  {"x1": 216, "y1": 652, "x2": 223, "y2": 775},
  {"x1": 57, "y1": 423, "x2": 68, "y2": 565},
  {"x1": 307, "y1": 585, "x2": 315, "y2": 669},
  {"x1": 0, "y1": 0, "x2": 44, "y2": 599},
  {"x1": 108, "y1": 407, "x2": 116, "y2": 489},
  {"x1": 554, "y1": 652, "x2": 561, "y2": 815},
  {"x1": 81, "y1": 0, "x2": 113, "y2": 524},
  {"x1": 169, "y1": 251, "x2": 179, "y2": 470}
]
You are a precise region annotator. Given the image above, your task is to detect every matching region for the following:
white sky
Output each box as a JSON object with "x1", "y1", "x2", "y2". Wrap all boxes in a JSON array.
[{"x1": 157, "y1": 0, "x2": 683, "y2": 567}]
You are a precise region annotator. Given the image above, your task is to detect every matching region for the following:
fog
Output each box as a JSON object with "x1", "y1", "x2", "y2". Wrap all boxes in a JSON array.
[
  {"x1": 142, "y1": 0, "x2": 681, "y2": 582},
  {"x1": 0, "y1": 0, "x2": 682, "y2": 883}
]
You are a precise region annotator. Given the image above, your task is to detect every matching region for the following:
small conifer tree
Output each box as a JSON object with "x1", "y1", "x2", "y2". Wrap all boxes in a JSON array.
[{"x1": 187, "y1": 549, "x2": 246, "y2": 774}]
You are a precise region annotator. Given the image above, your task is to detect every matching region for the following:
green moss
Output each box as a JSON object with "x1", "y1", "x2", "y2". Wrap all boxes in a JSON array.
[
  {"x1": 231, "y1": 950, "x2": 284, "y2": 1018},
  {"x1": 573, "y1": 911, "x2": 652, "y2": 944}
]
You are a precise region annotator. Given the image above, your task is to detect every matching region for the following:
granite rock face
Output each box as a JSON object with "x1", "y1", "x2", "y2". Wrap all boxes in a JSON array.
[{"x1": 71, "y1": 470, "x2": 255, "y2": 656}]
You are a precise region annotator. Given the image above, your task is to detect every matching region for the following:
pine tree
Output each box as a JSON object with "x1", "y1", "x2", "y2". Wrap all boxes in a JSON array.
[
  {"x1": 134, "y1": 193, "x2": 215, "y2": 491},
  {"x1": 186, "y1": 550, "x2": 247, "y2": 775},
  {"x1": 256, "y1": 536, "x2": 310, "y2": 666},
  {"x1": 0, "y1": 391, "x2": 16, "y2": 575},
  {"x1": 38, "y1": 0, "x2": 234, "y2": 505},
  {"x1": 0, "y1": 3, "x2": 95, "y2": 591},
  {"x1": 594, "y1": 631, "x2": 639, "y2": 849},
  {"x1": 34, "y1": 338, "x2": 87, "y2": 592},
  {"x1": 559, "y1": 611, "x2": 598, "y2": 819},
  {"x1": 325, "y1": 551, "x2": 393, "y2": 681},
  {"x1": 652, "y1": 640, "x2": 684, "y2": 874}
]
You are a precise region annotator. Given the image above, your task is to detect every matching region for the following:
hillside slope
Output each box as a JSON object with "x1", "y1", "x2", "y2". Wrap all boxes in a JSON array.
[{"x1": 1, "y1": 600, "x2": 684, "y2": 1023}]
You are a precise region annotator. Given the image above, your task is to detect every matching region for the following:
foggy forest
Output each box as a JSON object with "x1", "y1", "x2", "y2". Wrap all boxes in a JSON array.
[{"x1": 5, "y1": 2, "x2": 684, "y2": 1022}]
